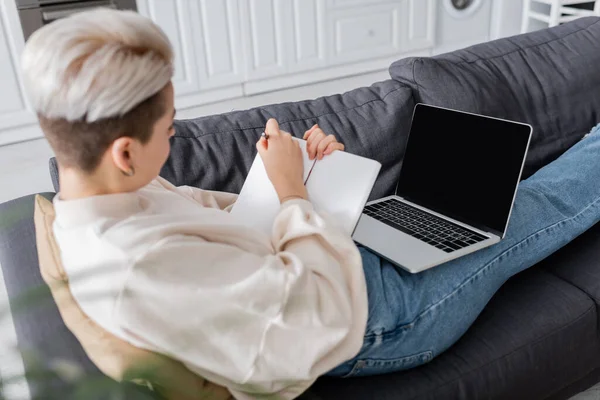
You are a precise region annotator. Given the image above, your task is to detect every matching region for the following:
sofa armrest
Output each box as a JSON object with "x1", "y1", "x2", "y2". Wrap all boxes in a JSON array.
[{"x1": 0, "y1": 194, "x2": 157, "y2": 399}]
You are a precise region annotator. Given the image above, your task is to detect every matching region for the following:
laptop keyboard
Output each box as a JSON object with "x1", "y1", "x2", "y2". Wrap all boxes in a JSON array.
[{"x1": 363, "y1": 199, "x2": 488, "y2": 253}]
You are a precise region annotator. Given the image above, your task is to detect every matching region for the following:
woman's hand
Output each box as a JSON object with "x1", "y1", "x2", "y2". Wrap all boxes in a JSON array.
[
  {"x1": 303, "y1": 124, "x2": 345, "y2": 160},
  {"x1": 256, "y1": 119, "x2": 308, "y2": 202}
]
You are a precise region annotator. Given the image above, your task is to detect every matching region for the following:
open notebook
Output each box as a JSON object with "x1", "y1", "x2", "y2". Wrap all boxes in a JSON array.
[{"x1": 231, "y1": 138, "x2": 381, "y2": 235}]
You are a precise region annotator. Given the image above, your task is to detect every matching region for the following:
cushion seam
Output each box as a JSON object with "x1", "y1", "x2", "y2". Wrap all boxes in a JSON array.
[
  {"x1": 172, "y1": 86, "x2": 408, "y2": 139},
  {"x1": 407, "y1": 303, "x2": 596, "y2": 400}
]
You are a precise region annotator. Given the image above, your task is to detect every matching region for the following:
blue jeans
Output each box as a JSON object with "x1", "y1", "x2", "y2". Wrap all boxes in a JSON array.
[{"x1": 328, "y1": 124, "x2": 600, "y2": 378}]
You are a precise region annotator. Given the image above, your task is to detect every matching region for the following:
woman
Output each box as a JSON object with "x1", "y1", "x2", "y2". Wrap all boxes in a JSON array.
[{"x1": 21, "y1": 8, "x2": 600, "y2": 400}]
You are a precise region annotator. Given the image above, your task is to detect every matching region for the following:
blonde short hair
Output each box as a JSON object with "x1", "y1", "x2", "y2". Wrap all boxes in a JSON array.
[
  {"x1": 22, "y1": 8, "x2": 173, "y2": 122},
  {"x1": 21, "y1": 8, "x2": 174, "y2": 172}
]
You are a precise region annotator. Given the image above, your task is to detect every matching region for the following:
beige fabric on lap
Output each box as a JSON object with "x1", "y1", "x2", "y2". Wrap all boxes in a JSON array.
[{"x1": 33, "y1": 194, "x2": 232, "y2": 400}]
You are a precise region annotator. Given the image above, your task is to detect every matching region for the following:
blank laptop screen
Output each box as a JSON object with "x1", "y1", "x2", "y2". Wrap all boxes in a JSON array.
[{"x1": 396, "y1": 104, "x2": 531, "y2": 235}]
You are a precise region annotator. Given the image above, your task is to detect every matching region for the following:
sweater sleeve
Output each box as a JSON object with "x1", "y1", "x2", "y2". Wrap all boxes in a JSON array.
[{"x1": 114, "y1": 199, "x2": 367, "y2": 399}]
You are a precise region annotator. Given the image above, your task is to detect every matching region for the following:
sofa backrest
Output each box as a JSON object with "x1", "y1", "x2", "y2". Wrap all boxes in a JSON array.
[
  {"x1": 162, "y1": 80, "x2": 414, "y2": 199},
  {"x1": 389, "y1": 17, "x2": 600, "y2": 180}
]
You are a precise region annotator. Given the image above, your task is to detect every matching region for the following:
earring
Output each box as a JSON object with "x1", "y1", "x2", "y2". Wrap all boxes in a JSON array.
[{"x1": 121, "y1": 166, "x2": 135, "y2": 177}]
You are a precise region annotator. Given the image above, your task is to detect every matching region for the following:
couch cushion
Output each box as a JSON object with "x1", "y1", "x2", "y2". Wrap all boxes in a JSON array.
[
  {"x1": 33, "y1": 195, "x2": 232, "y2": 400},
  {"x1": 303, "y1": 269, "x2": 599, "y2": 400},
  {"x1": 389, "y1": 17, "x2": 600, "y2": 180}
]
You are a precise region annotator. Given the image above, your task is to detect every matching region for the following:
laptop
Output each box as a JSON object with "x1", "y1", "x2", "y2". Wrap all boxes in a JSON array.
[{"x1": 352, "y1": 104, "x2": 532, "y2": 273}]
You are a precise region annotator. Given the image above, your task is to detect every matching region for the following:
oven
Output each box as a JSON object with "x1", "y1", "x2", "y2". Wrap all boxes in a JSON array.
[{"x1": 17, "y1": 0, "x2": 138, "y2": 41}]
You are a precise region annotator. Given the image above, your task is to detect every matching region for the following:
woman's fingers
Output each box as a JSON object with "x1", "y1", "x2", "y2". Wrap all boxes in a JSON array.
[
  {"x1": 265, "y1": 118, "x2": 281, "y2": 139},
  {"x1": 316, "y1": 135, "x2": 338, "y2": 160},
  {"x1": 324, "y1": 142, "x2": 344, "y2": 155},
  {"x1": 307, "y1": 128, "x2": 327, "y2": 159},
  {"x1": 309, "y1": 127, "x2": 324, "y2": 143},
  {"x1": 303, "y1": 124, "x2": 319, "y2": 140},
  {"x1": 256, "y1": 137, "x2": 268, "y2": 156},
  {"x1": 301, "y1": 124, "x2": 342, "y2": 160}
]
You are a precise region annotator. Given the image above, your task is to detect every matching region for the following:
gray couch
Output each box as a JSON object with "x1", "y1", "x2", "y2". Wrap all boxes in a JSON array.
[{"x1": 2, "y1": 17, "x2": 600, "y2": 400}]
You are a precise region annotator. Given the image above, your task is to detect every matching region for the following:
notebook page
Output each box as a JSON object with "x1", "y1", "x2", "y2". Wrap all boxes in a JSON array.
[
  {"x1": 305, "y1": 150, "x2": 381, "y2": 235},
  {"x1": 231, "y1": 139, "x2": 315, "y2": 235}
]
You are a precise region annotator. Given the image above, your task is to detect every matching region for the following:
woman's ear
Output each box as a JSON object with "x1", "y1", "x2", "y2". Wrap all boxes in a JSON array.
[{"x1": 111, "y1": 137, "x2": 135, "y2": 175}]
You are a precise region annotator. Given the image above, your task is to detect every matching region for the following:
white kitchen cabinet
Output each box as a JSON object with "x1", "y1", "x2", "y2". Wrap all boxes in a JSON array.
[
  {"x1": 138, "y1": 0, "x2": 245, "y2": 93},
  {"x1": 327, "y1": 2, "x2": 406, "y2": 65},
  {"x1": 189, "y1": 0, "x2": 245, "y2": 90},
  {"x1": 0, "y1": 0, "x2": 37, "y2": 144},
  {"x1": 241, "y1": 0, "x2": 328, "y2": 80},
  {"x1": 240, "y1": 0, "x2": 288, "y2": 80},
  {"x1": 0, "y1": 0, "x2": 439, "y2": 146},
  {"x1": 287, "y1": 0, "x2": 327, "y2": 72},
  {"x1": 326, "y1": 0, "x2": 434, "y2": 65},
  {"x1": 137, "y1": 0, "x2": 200, "y2": 96},
  {"x1": 0, "y1": 24, "x2": 24, "y2": 117},
  {"x1": 138, "y1": 0, "x2": 245, "y2": 109},
  {"x1": 243, "y1": 0, "x2": 434, "y2": 82},
  {"x1": 406, "y1": 0, "x2": 436, "y2": 50}
]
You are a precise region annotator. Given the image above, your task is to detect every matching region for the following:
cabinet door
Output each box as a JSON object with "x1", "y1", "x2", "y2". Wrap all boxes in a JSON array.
[
  {"x1": 189, "y1": 0, "x2": 245, "y2": 90},
  {"x1": 327, "y1": 2, "x2": 407, "y2": 65},
  {"x1": 137, "y1": 0, "x2": 200, "y2": 96},
  {"x1": 241, "y1": 0, "x2": 328, "y2": 80},
  {"x1": 0, "y1": 1, "x2": 36, "y2": 134},
  {"x1": 287, "y1": 0, "x2": 327, "y2": 73},
  {"x1": 0, "y1": 28, "x2": 24, "y2": 117},
  {"x1": 240, "y1": 0, "x2": 288, "y2": 81},
  {"x1": 405, "y1": 0, "x2": 435, "y2": 50}
]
